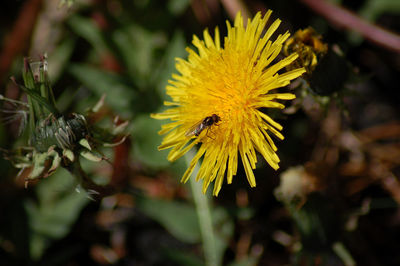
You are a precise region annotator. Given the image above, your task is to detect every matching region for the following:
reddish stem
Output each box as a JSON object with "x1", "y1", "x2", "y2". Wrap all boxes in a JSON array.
[
  {"x1": 0, "y1": 0, "x2": 43, "y2": 83},
  {"x1": 299, "y1": 0, "x2": 400, "y2": 53}
]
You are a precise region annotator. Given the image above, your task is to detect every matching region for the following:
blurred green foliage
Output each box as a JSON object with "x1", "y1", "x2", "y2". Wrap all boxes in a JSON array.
[
  {"x1": 0, "y1": 0, "x2": 399, "y2": 265},
  {"x1": 359, "y1": 0, "x2": 400, "y2": 21},
  {"x1": 25, "y1": 169, "x2": 89, "y2": 259}
]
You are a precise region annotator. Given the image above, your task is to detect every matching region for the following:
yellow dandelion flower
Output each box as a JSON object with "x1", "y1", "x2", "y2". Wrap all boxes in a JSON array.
[{"x1": 152, "y1": 10, "x2": 305, "y2": 196}]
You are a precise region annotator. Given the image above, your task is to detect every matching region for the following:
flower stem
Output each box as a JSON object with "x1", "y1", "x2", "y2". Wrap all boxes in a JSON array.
[{"x1": 186, "y1": 153, "x2": 219, "y2": 266}]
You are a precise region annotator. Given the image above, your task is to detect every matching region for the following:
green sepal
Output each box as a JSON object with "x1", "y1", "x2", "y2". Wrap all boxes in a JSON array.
[
  {"x1": 112, "y1": 120, "x2": 129, "y2": 135},
  {"x1": 18, "y1": 85, "x2": 60, "y2": 117},
  {"x1": 80, "y1": 150, "x2": 102, "y2": 162},
  {"x1": 63, "y1": 149, "x2": 75, "y2": 162},
  {"x1": 22, "y1": 59, "x2": 36, "y2": 90},
  {"x1": 13, "y1": 156, "x2": 33, "y2": 169},
  {"x1": 79, "y1": 138, "x2": 92, "y2": 151},
  {"x1": 47, "y1": 147, "x2": 61, "y2": 174},
  {"x1": 29, "y1": 152, "x2": 48, "y2": 179},
  {"x1": 103, "y1": 135, "x2": 128, "y2": 147},
  {"x1": 90, "y1": 94, "x2": 106, "y2": 113}
]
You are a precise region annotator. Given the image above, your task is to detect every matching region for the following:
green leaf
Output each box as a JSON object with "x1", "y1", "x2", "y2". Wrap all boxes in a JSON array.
[
  {"x1": 154, "y1": 30, "x2": 187, "y2": 100},
  {"x1": 228, "y1": 256, "x2": 260, "y2": 266},
  {"x1": 69, "y1": 64, "x2": 135, "y2": 116},
  {"x1": 167, "y1": 0, "x2": 191, "y2": 15},
  {"x1": 213, "y1": 207, "x2": 235, "y2": 265},
  {"x1": 112, "y1": 25, "x2": 167, "y2": 87},
  {"x1": 347, "y1": 0, "x2": 400, "y2": 45},
  {"x1": 24, "y1": 168, "x2": 89, "y2": 259},
  {"x1": 68, "y1": 15, "x2": 108, "y2": 54},
  {"x1": 332, "y1": 242, "x2": 356, "y2": 266},
  {"x1": 47, "y1": 37, "x2": 76, "y2": 83},
  {"x1": 163, "y1": 247, "x2": 204, "y2": 266},
  {"x1": 359, "y1": 0, "x2": 400, "y2": 21},
  {"x1": 136, "y1": 196, "x2": 201, "y2": 243},
  {"x1": 132, "y1": 114, "x2": 170, "y2": 168}
]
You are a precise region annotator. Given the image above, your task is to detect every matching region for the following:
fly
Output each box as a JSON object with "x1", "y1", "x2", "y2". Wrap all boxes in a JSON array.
[{"x1": 185, "y1": 114, "x2": 221, "y2": 137}]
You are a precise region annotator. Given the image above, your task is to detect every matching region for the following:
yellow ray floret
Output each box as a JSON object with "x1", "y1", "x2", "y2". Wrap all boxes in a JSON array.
[{"x1": 151, "y1": 10, "x2": 305, "y2": 196}]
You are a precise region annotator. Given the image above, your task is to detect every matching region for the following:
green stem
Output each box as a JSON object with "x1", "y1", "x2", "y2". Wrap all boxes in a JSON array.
[
  {"x1": 186, "y1": 153, "x2": 218, "y2": 266},
  {"x1": 21, "y1": 86, "x2": 60, "y2": 117},
  {"x1": 27, "y1": 96, "x2": 36, "y2": 133}
]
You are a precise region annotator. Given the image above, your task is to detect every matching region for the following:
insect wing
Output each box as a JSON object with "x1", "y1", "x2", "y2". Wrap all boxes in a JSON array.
[{"x1": 185, "y1": 119, "x2": 205, "y2": 137}]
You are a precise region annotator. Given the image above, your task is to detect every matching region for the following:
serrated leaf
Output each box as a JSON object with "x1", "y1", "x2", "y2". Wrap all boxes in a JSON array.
[
  {"x1": 136, "y1": 196, "x2": 201, "y2": 243},
  {"x1": 69, "y1": 64, "x2": 135, "y2": 116}
]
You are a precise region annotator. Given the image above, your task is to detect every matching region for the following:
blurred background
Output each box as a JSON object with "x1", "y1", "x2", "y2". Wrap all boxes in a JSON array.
[{"x1": 0, "y1": 0, "x2": 399, "y2": 265}]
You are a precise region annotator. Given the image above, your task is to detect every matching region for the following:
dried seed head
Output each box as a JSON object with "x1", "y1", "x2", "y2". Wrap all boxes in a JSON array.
[{"x1": 31, "y1": 113, "x2": 88, "y2": 152}]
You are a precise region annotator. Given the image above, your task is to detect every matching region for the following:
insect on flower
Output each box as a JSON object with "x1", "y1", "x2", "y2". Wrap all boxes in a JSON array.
[
  {"x1": 152, "y1": 11, "x2": 306, "y2": 196},
  {"x1": 185, "y1": 114, "x2": 221, "y2": 137}
]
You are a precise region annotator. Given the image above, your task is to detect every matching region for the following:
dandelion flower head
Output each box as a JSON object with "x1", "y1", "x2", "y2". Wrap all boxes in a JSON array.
[{"x1": 152, "y1": 10, "x2": 305, "y2": 196}]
